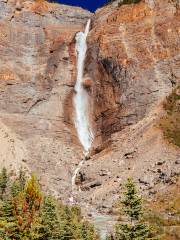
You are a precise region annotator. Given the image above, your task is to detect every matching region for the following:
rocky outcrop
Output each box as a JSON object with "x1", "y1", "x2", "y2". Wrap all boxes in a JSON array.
[
  {"x1": 87, "y1": 0, "x2": 179, "y2": 149},
  {"x1": 0, "y1": 0, "x2": 179, "y2": 213}
]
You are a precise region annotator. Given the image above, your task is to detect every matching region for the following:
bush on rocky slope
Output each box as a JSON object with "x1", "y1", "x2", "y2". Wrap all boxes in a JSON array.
[
  {"x1": 110, "y1": 178, "x2": 180, "y2": 239},
  {"x1": 0, "y1": 168, "x2": 99, "y2": 240},
  {"x1": 159, "y1": 86, "x2": 180, "y2": 147},
  {"x1": 143, "y1": 182, "x2": 180, "y2": 240},
  {"x1": 109, "y1": 179, "x2": 154, "y2": 240}
]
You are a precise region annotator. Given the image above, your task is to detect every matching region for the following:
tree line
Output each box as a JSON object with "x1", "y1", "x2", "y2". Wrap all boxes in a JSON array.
[
  {"x1": 0, "y1": 168, "x2": 99, "y2": 240},
  {"x1": 0, "y1": 168, "x2": 161, "y2": 240}
]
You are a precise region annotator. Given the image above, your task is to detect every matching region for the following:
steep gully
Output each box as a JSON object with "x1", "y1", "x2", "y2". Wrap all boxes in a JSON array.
[{"x1": 70, "y1": 20, "x2": 115, "y2": 239}]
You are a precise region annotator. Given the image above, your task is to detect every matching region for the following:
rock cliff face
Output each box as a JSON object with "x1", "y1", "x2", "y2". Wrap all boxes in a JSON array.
[
  {"x1": 0, "y1": 0, "x2": 92, "y2": 199},
  {"x1": 0, "y1": 0, "x2": 179, "y2": 212},
  {"x1": 88, "y1": 0, "x2": 179, "y2": 146}
]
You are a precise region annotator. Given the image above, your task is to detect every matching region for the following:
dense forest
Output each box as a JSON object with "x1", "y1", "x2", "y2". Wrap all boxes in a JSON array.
[{"x1": 0, "y1": 168, "x2": 99, "y2": 240}]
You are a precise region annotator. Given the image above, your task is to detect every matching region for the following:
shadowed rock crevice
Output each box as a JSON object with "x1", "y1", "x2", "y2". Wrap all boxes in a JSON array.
[{"x1": 85, "y1": 45, "x2": 141, "y2": 152}]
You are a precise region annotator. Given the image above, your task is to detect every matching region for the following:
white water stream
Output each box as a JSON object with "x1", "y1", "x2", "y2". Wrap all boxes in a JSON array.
[
  {"x1": 70, "y1": 20, "x2": 115, "y2": 239},
  {"x1": 71, "y1": 19, "x2": 93, "y2": 198},
  {"x1": 73, "y1": 19, "x2": 93, "y2": 154}
]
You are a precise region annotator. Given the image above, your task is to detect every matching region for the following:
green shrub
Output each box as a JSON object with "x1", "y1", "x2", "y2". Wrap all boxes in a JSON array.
[
  {"x1": 159, "y1": 86, "x2": 180, "y2": 147},
  {"x1": 143, "y1": 185, "x2": 180, "y2": 240}
]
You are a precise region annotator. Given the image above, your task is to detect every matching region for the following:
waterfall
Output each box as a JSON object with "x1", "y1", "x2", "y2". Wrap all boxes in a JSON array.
[
  {"x1": 71, "y1": 19, "x2": 93, "y2": 202},
  {"x1": 73, "y1": 19, "x2": 93, "y2": 154},
  {"x1": 70, "y1": 21, "x2": 114, "y2": 240}
]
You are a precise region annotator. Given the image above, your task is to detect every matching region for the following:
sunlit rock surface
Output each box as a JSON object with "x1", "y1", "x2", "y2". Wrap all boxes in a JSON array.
[{"x1": 0, "y1": 0, "x2": 92, "y2": 200}]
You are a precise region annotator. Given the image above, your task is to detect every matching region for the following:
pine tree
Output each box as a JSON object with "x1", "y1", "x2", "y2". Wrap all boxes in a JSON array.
[
  {"x1": 38, "y1": 196, "x2": 61, "y2": 240},
  {"x1": 60, "y1": 206, "x2": 75, "y2": 240},
  {"x1": 18, "y1": 169, "x2": 26, "y2": 191},
  {"x1": 115, "y1": 178, "x2": 152, "y2": 240},
  {"x1": 80, "y1": 221, "x2": 99, "y2": 240},
  {"x1": 0, "y1": 168, "x2": 9, "y2": 200},
  {"x1": 121, "y1": 178, "x2": 142, "y2": 222},
  {"x1": 0, "y1": 199, "x2": 18, "y2": 239},
  {"x1": 11, "y1": 180, "x2": 21, "y2": 197},
  {"x1": 0, "y1": 169, "x2": 100, "y2": 240}
]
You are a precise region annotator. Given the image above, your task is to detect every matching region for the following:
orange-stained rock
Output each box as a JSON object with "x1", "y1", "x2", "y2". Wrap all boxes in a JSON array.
[
  {"x1": 30, "y1": 0, "x2": 49, "y2": 14},
  {"x1": 86, "y1": 0, "x2": 180, "y2": 145},
  {"x1": 82, "y1": 78, "x2": 93, "y2": 88}
]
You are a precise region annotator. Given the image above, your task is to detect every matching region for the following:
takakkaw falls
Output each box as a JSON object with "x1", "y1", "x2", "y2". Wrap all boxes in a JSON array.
[
  {"x1": 71, "y1": 19, "x2": 93, "y2": 195},
  {"x1": 71, "y1": 20, "x2": 113, "y2": 239},
  {"x1": 73, "y1": 19, "x2": 93, "y2": 154}
]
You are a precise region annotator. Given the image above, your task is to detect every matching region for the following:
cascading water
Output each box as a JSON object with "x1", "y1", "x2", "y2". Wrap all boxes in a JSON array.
[
  {"x1": 71, "y1": 19, "x2": 93, "y2": 200},
  {"x1": 73, "y1": 19, "x2": 93, "y2": 154},
  {"x1": 70, "y1": 20, "x2": 115, "y2": 240}
]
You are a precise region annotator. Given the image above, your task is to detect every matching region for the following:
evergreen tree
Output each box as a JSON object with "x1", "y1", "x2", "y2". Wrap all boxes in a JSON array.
[
  {"x1": 60, "y1": 206, "x2": 75, "y2": 240},
  {"x1": 0, "y1": 199, "x2": 18, "y2": 239},
  {"x1": 11, "y1": 180, "x2": 21, "y2": 197},
  {"x1": 80, "y1": 221, "x2": 99, "y2": 240},
  {"x1": 0, "y1": 168, "x2": 8, "y2": 200},
  {"x1": 115, "y1": 178, "x2": 153, "y2": 240},
  {"x1": 18, "y1": 169, "x2": 26, "y2": 191},
  {"x1": 38, "y1": 196, "x2": 61, "y2": 240},
  {"x1": 0, "y1": 168, "x2": 100, "y2": 240},
  {"x1": 11, "y1": 169, "x2": 26, "y2": 197},
  {"x1": 121, "y1": 178, "x2": 142, "y2": 222}
]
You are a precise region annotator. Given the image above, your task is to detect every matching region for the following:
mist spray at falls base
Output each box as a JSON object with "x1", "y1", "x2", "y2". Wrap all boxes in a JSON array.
[{"x1": 71, "y1": 19, "x2": 93, "y2": 201}]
